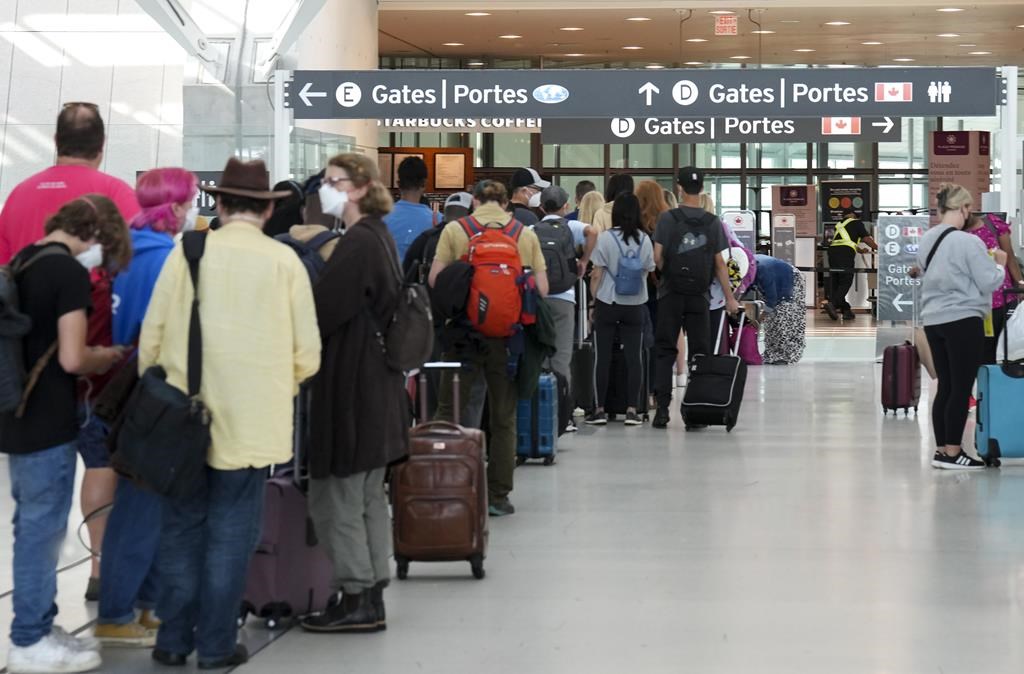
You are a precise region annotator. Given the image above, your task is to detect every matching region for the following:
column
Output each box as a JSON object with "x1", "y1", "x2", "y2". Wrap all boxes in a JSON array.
[{"x1": 998, "y1": 66, "x2": 1019, "y2": 229}]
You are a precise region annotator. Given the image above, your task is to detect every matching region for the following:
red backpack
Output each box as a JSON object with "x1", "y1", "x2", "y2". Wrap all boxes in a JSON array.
[{"x1": 459, "y1": 216, "x2": 525, "y2": 338}]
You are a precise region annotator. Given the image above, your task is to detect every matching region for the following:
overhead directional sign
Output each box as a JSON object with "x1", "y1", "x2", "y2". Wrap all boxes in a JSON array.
[
  {"x1": 542, "y1": 116, "x2": 901, "y2": 144},
  {"x1": 283, "y1": 68, "x2": 1001, "y2": 120}
]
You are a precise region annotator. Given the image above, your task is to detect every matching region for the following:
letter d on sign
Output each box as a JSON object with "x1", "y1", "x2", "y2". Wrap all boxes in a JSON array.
[{"x1": 611, "y1": 118, "x2": 636, "y2": 139}]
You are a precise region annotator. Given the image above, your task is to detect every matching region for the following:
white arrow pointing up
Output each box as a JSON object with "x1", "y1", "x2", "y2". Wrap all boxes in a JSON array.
[
  {"x1": 639, "y1": 82, "x2": 660, "y2": 106},
  {"x1": 298, "y1": 81, "x2": 327, "y2": 107},
  {"x1": 871, "y1": 117, "x2": 895, "y2": 134},
  {"x1": 892, "y1": 292, "x2": 914, "y2": 313}
]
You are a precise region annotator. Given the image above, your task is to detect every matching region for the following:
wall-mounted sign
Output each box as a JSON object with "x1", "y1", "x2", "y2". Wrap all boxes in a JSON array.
[
  {"x1": 928, "y1": 130, "x2": 991, "y2": 224},
  {"x1": 542, "y1": 116, "x2": 900, "y2": 144},
  {"x1": 876, "y1": 215, "x2": 926, "y2": 321},
  {"x1": 820, "y1": 181, "x2": 872, "y2": 224},
  {"x1": 715, "y1": 15, "x2": 738, "y2": 36},
  {"x1": 284, "y1": 68, "x2": 1000, "y2": 120},
  {"x1": 377, "y1": 118, "x2": 542, "y2": 133},
  {"x1": 772, "y1": 185, "x2": 818, "y2": 237}
]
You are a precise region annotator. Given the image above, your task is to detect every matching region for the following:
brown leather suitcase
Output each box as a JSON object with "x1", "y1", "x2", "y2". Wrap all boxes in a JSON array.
[{"x1": 392, "y1": 363, "x2": 488, "y2": 580}]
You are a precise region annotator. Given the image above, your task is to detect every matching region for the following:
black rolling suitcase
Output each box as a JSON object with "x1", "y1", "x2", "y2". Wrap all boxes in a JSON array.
[
  {"x1": 680, "y1": 313, "x2": 748, "y2": 432},
  {"x1": 570, "y1": 278, "x2": 595, "y2": 414},
  {"x1": 604, "y1": 341, "x2": 650, "y2": 421}
]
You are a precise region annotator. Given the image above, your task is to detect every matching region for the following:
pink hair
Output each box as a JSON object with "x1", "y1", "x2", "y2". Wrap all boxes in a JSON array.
[{"x1": 130, "y1": 168, "x2": 198, "y2": 234}]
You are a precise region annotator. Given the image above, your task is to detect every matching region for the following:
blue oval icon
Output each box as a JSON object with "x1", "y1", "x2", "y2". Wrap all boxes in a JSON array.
[{"x1": 533, "y1": 84, "x2": 570, "y2": 104}]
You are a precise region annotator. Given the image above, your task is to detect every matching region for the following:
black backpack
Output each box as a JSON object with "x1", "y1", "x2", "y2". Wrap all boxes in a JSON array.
[
  {"x1": 274, "y1": 230, "x2": 340, "y2": 283},
  {"x1": 662, "y1": 209, "x2": 718, "y2": 296},
  {"x1": 533, "y1": 217, "x2": 578, "y2": 294}
]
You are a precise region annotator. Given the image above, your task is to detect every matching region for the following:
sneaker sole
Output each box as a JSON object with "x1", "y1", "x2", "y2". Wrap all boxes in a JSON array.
[
  {"x1": 300, "y1": 622, "x2": 381, "y2": 634},
  {"x1": 8, "y1": 653, "x2": 102, "y2": 673},
  {"x1": 584, "y1": 420, "x2": 607, "y2": 425},
  {"x1": 930, "y1": 460, "x2": 985, "y2": 470},
  {"x1": 96, "y1": 637, "x2": 156, "y2": 648},
  {"x1": 624, "y1": 420, "x2": 643, "y2": 426}
]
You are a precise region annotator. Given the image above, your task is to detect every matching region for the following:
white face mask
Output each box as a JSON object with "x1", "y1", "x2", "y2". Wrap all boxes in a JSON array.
[
  {"x1": 319, "y1": 184, "x2": 349, "y2": 218},
  {"x1": 527, "y1": 191, "x2": 542, "y2": 209},
  {"x1": 182, "y1": 206, "x2": 200, "y2": 232},
  {"x1": 76, "y1": 243, "x2": 103, "y2": 270}
]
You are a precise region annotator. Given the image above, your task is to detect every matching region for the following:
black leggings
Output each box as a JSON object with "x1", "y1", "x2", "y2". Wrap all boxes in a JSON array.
[
  {"x1": 593, "y1": 301, "x2": 645, "y2": 410},
  {"x1": 925, "y1": 317, "x2": 984, "y2": 448}
]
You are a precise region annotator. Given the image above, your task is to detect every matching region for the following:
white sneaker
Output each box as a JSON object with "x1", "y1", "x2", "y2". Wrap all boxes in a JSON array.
[
  {"x1": 50, "y1": 627, "x2": 100, "y2": 652},
  {"x1": 7, "y1": 634, "x2": 102, "y2": 673}
]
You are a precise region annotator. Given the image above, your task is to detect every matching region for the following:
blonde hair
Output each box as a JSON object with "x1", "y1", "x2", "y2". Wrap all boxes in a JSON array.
[
  {"x1": 327, "y1": 153, "x2": 393, "y2": 217},
  {"x1": 699, "y1": 192, "x2": 716, "y2": 214},
  {"x1": 663, "y1": 189, "x2": 678, "y2": 209},
  {"x1": 577, "y1": 191, "x2": 605, "y2": 225},
  {"x1": 936, "y1": 182, "x2": 972, "y2": 215}
]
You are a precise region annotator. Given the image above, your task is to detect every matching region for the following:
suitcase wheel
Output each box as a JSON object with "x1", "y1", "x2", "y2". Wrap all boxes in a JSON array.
[
  {"x1": 516, "y1": 455, "x2": 527, "y2": 467},
  {"x1": 543, "y1": 456, "x2": 555, "y2": 466},
  {"x1": 985, "y1": 457, "x2": 1002, "y2": 468},
  {"x1": 396, "y1": 555, "x2": 410, "y2": 580},
  {"x1": 470, "y1": 554, "x2": 485, "y2": 580},
  {"x1": 237, "y1": 603, "x2": 252, "y2": 628}
]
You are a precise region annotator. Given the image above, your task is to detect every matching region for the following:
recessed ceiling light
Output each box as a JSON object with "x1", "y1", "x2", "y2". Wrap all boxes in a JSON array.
[
  {"x1": 937, "y1": 7, "x2": 964, "y2": 11},
  {"x1": 686, "y1": 38, "x2": 708, "y2": 43},
  {"x1": 626, "y1": 17, "x2": 651, "y2": 22},
  {"x1": 1017, "y1": 25, "x2": 1024, "y2": 28},
  {"x1": 780, "y1": 20, "x2": 801, "y2": 24},
  {"x1": 709, "y1": 11, "x2": 736, "y2": 15},
  {"x1": 622, "y1": 46, "x2": 644, "y2": 50},
  {"x1": 564, "y1": 53, "x2": 585, "y2": 57},
  {"x1": 465, "y1": 12, "x2": 490, "y2": 17},
  {"x1": 443, "y1": 42, "x2": 464, "y2": 46},
  {"x1": 825, "y1": 21, "x2": 851, "y2": 26},
  {"x1": 685, "y1": 61, "x2": 704, "y2": 65},
  {"x1": 959, "y1": 44, "x2": 977, "y2": 47},
  {"x1": 893, "y1": 57, "x2": 915, "y2": 62},
  {"x1": 751, "y1": 30, "x2": 775, "y2": 34},
  {"x1": 645, "y1": 64, "x2": 666, "y2": 69},
  {"x1": 793, "y1": 48, "x2": 815, "y2": 52},
  {"x1": 499, "y1": 35, "x2": 522, "y2": 39},
  {"x1": 826, "y1": 64, "x2": 857, "y2": 68},
  {"x1": 731, "y1": 55, "x2": 751, "y2": 59},
  {"x1": 936, "y1": 33, "x2": 960, "y2": 37},
  {"x1": 969, "y1": 51, "x2": 992, "y2": 55},
  {"x1": 560, "y1": 27, "x2": 584, "y2": 31},
  {"x1": 862, "y1": 41, "x2": 883, "y2": 45},
  {"x1": 468, "y1": 61, "x2": 485, "y2": 66}
]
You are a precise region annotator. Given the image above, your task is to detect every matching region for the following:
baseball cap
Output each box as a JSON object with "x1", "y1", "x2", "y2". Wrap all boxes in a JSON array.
[
  {"x1": 509, "y1": 167, "x2": 551, "y2": 191},
  {"x1": 540, "y1": 185, "x2": 569, "y2": 212},
  {"x1": 678, "y1": 166, "x2": 705, "y2": 193},
  {"x1": 444, "y1": 192, "x2": 473, "y2": 211}
]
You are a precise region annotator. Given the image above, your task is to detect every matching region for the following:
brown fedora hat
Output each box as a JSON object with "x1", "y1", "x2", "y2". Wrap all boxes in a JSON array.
[{"x1": 200, "y1": 157, "x2": 292, "y2": 200}]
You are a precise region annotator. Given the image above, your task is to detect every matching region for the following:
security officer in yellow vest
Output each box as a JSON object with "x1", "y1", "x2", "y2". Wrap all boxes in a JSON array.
[{"x1": 824, "y1": 207, "x2": 878, "y2": 321}]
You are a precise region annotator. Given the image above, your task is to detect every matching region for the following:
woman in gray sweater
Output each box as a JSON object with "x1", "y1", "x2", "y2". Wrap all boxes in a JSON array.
[{"x1": 916, "y1": 183, "x2": 1006, "y2": 470}]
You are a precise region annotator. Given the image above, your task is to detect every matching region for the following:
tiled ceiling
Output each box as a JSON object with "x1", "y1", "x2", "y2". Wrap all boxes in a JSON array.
[{"x1": 378, "y1": 3, "x2": 1024, "y2": 67}]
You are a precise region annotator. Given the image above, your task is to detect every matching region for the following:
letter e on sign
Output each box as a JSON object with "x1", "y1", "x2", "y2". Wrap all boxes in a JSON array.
[
  {"x1": 336, "y1": 82, "x2": 362, "y2": 108},
  {"x1": 715, "y1": 15, "x2": 738, "y2": 36}
]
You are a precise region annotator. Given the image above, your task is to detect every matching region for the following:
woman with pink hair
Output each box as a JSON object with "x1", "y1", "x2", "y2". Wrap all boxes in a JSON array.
[{"x1": 96, "y1": 167, "x2": 197, "y2": 648}]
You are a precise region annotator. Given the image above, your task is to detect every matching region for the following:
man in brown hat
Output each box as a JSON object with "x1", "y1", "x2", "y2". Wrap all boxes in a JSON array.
[{"x1": 138, "y1": 157, "x2": 321, "y2": 669}]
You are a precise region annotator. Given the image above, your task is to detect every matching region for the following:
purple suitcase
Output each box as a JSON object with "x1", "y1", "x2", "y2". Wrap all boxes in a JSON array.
[
  {"x1": 240, "y1": 388, "x2": 333, "y2": 629},
  {"x1": 881, "y1": 341, "x2": 921, "y2": 416}
]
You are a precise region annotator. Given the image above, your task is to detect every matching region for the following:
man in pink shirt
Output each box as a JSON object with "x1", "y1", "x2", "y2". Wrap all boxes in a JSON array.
[{"x1": 0, "y1": 102, "x2": 140, "y2": 601}]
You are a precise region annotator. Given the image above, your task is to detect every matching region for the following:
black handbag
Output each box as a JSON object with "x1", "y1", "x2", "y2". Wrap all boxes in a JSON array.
[{"x1": 111, "y1": 232, "x2": 211, "y2": 500}]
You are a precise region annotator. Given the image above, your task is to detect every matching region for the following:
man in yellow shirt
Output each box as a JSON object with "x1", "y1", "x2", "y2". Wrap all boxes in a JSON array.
[
  {"x1": 139, "y1": 158, "x2": 321, "y2": 668},
  {"x1": 429, "y1": 179, "x2": 548, "y2": 517}
]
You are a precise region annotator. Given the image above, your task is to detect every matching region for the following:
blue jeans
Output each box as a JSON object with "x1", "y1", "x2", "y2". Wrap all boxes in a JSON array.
[
  {"x1": 156, "y1": 467, "x2": 263, "y2": 663},
  {"x1": 8, "y1": 443, "x2": 77, "y2": 647},
  {"x1": 98, "y1": 477, "x2": 161, "y2": 624}
]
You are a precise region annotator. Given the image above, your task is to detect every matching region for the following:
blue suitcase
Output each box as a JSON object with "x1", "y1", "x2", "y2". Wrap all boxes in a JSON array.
[
  {"x1": 516, "y1": 372, "x2": 558, "y2": 466},
  {"x1": 976, "y1": 293, "x2": 1024, "y2": 466}
]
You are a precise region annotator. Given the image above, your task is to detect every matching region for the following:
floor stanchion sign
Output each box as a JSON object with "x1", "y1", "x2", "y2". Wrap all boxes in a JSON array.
[{"x1": 875, "y1": 215, "x2": 928, "y2": 357}]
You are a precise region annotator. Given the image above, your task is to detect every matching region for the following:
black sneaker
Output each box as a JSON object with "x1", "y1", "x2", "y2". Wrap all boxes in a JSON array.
[
  {"x1": 842, "y1": 309, "x2": 856, "y2": 321},
  {"x1": 488, "y1": 497, "x2": 516, "y2": 517},
  {"x1": 652, "y1": 408, "x2": 669, "y2": 428},
  {"x1": 585, "y1": 411, "x2": 608, "y2": 425},
  {"x1": 931, "y1": 450, "x2": 985, "y2": 470},
  {"x1": 823, "y1": 302, "x2": 839, "y2": 321},
  {"x1": 624, "y1": 411, "x2": 643, "y2": 426}
]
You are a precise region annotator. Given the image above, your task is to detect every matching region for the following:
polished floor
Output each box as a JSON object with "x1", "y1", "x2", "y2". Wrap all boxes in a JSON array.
[{"x1": 2, "y1": 335, "x2": 1023, "y2": 673}]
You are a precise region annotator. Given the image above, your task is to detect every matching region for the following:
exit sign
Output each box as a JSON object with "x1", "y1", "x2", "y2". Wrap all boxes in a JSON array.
[{"x1": 715, "y1": 15, "x2": 738, "y2": 36}]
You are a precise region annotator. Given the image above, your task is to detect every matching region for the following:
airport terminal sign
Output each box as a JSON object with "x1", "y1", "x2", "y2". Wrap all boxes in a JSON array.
[
  {"x1": 284, "y1": 68, "x2": 1001, "y2": 120},
  {"x1": 877, "y1": 215, "x2": 927, "y2": 322},
  {"x1": 542, "y1": 116, "x2": 900, "y2": 144}
]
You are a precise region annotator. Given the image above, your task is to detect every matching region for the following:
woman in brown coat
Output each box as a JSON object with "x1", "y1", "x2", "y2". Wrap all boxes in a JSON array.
[{"x1": 302, "y1": 154, "x2": 409, "y2": 634}]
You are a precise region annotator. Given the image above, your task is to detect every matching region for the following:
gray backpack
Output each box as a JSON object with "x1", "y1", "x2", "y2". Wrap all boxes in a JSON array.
[
  {"x1": 0, "y1": 246, "x2": 70, "y2": 416},
  {"x1": 533, "y1": 217, "x2": 578, "y2": 295}
]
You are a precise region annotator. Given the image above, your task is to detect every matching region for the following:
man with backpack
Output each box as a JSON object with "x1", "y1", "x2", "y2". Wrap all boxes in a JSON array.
[
  {"x1": 534, "y1": 185, "x2": 597, "y2": 431},
  {"x1": 652, "y1": 167, "x2": 740, "y2": 429},
  {"x1": 428, "y1": 180, "x2": 548, "y2": 517}
]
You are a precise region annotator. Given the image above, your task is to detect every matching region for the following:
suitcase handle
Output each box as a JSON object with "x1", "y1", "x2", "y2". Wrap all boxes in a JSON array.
[
  {"x1": 412, "y1": 420, "x2": 466, "y2": 436},
  {"x1": 417, "y1": 362, "x2": 465, "y2": 424}
]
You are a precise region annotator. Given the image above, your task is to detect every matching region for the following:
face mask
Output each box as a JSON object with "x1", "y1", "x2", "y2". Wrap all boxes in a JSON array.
[
  {"x1": 527, "y1": 191, "x2": 541, "y2": 209},
  {"x1": 76, "y1": 243, "x2": 103, "y2": 270},
  {"x1": 319, "y1": 184, "x2": 349, "y2": 218},
  {"x1": 182, "y1": 206, "x2": 200, "y2": 232}
]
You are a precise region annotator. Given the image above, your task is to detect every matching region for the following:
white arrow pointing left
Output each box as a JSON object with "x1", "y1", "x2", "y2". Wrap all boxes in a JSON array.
[
  {"x1": 299, "y1": 81, "x2": 327, "y2": 107},
  {"x1": 871, "y1": 117, "x2": 895, "y2": 134},
  {"x1": 892, "y1": 292, "x2": 914, "y2": 312}
]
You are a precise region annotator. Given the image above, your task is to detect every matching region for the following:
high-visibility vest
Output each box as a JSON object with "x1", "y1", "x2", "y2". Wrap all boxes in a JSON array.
[{"x1": 830, "y1": 217, "x2": 861, "y2": 250}]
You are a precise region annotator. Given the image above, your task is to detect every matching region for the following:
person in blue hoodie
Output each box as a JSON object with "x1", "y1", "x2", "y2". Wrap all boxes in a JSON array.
[{"x1": 96, "y1": 168, "x2": 198, "y2": 647}]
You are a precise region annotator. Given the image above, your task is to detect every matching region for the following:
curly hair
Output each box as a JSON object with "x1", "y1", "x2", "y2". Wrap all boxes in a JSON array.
[
  {"x1": 327, "y1": 153, "x2": 393, "y2": 217},
  {"x1": 132, "y1": 167, "x2": 197, "y2": 234},
  {"x1": 44, "y1": 194, "x2": 132, "y2": 272}
]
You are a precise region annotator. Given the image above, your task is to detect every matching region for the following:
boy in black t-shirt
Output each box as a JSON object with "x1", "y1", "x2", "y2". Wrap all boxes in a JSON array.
[
  {"x1": 825, "y1": 207, "x2": 878, "y2": 321},
  {"x1": 1, "y1": 196, "x2": 129, "y2": 673}
]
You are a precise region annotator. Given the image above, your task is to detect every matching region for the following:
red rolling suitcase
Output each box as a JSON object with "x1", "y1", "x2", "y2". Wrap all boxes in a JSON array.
[{"x1": 881, "y1": 341, "x2": 921, "y2": 416}]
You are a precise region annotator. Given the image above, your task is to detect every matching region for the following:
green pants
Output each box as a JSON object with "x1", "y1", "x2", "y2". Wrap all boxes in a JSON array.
[{"x1": 435, "y1": 337, "x2": 517, "y2": 502}]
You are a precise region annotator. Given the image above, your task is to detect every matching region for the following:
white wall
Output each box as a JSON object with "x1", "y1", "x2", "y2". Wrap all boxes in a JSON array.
[{"x1": 0, "y1": 0, "x2": 185, "y2": 204}]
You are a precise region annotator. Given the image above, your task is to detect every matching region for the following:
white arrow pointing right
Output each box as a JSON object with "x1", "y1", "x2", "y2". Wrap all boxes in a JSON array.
[
  {"x1": 871, "y1": 117, "x2": 895, "y2": 134},
  {"x1": 299, "y1": 81, "x2": 327, "y2": 107},
  {"x1": 638, "y1": 82, "x2": 660, "y2": 106}
]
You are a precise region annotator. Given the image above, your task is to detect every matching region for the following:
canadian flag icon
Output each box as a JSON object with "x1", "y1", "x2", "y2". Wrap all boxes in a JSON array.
[
  {"x1": 875, "y1": 82, "x2": 913, "y2": 102},
  {"x1": 822, "y1": 117, "x2": 862, "y2": 135}
]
